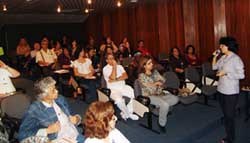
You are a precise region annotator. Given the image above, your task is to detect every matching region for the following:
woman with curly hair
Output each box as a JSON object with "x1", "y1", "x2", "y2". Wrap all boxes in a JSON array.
[
  {"x1": 212, "y1": 37, "x2": 244, "y2": 143},
  {"x1": 84, "y1": 101, "x2": 130, "y2": 143}
]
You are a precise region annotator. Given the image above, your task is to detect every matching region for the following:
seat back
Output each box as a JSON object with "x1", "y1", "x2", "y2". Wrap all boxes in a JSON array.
[
  {"x1": 122, "y1": 57, "x2": 133, "y2": 67},
  {"x1": 11, "y1": 78, "x2": 35, "y2": 97},
  {"x1": 158, "y1": 53, "x2": 168, "y2": 61},
  {"x1": 134, "y1": 79, "x2": 142, "y2": 97},
  {"x1": 185, "y1": 67, "x2": 201, "y2": 84},
  {"x1": 201, "y1": 62, "x2": 215, "y2": 77},
  {"x1": 164, "y1": 71, "x2": 180, "y2": 89},
  {"x1": 201, "y1": 62, "x2": 218, "y2": 85},
  {"x1": 1, "y1": 93, "x2": 31, "y2": 119},
  {"x1": 184, "y1": 67, "x2": 202, "y2": 93}
]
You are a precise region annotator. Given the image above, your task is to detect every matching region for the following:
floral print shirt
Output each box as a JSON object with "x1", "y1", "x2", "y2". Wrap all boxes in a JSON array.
[{"x1": 138, "y1": 70, "x2": 166, "y2": 96}]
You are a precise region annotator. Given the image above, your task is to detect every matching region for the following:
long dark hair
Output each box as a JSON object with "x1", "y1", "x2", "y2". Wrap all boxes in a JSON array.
[{"x1": 138, "y1": 55, "x2": 152, "y2": 74}]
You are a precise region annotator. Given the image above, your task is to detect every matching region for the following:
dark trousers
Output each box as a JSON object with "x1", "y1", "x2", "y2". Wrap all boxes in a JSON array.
[
  {"x1": 76, "y1": 77, "x2": 97, "y2": 103},
  {"x1": 217, "y1": 91, "x2": 238, "y2": 143}
]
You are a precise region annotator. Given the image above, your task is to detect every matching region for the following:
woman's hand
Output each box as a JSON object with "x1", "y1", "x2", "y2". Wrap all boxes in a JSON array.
[
  {"x1": 46, "y1": 121, "x2": 61, "y2": 134},
  {"x1": 69, "y1": 115, "x2": 81, "y2": 125},
  {"x1": 175, "y1": 68, "x2": 184, "y2": 73},
  {"x1": 154, "y1": 81, "x2": 163, "y2": 87},
  {"x1": 216, "y1": 70, "x2": 226, "y2": 77}
]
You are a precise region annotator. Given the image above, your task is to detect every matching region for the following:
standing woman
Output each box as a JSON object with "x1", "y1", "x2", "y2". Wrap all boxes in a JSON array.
[{"x1": 212, "y1": 37, "x2": 245, "y2": 143}]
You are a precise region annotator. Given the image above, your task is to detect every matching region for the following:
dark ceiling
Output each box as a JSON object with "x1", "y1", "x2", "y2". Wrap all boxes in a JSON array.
[
  {"x1": 0, "y1": 0, "x2": 156, "y2": 15},
  {"x1": 0, "y1": 0, "x2": 156, "y2": 25}
]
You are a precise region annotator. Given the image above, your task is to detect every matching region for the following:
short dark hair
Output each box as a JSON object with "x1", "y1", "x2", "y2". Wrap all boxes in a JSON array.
[
  {"x1": 219, "y1": 36, "x2": 239, "y2": 53},
  {"x1": 185, "y1": 45, "x2": 195, "y2": 54},
  {"x1": 169, "y1": 47, "x2": 181, "y2": 56}
]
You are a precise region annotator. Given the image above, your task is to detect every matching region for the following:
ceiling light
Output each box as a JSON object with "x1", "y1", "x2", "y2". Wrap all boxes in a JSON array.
[
  {"x1": 85, "y1": 8, "x2": 89, "y2": 13},
  {"x1": 130, "y1": 0, "x2": 138, "y2": 2},
  {"x1": 57, "y1": 6, "x2": 61, "y2": 13},
  {"x1": 117, "y1": 1, "x2": 122, "y2": 7},
  {"x1": 26, "y1": 0, "x2": 33, "y2": 2},
  {"x1": 87, "y1": 0, "x2": 92, "y2": 4},
  {"x1": 3, "y1": 5, "x2": 7, "y2": 11}
]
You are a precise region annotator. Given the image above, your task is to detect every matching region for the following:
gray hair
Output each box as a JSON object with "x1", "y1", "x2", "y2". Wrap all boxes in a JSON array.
[{"x1": 34, "y1": 77, "x2": 56, "y2": 99}]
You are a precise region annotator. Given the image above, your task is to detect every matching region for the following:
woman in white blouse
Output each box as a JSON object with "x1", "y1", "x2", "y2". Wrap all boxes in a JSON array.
[
  {"x1": 73, "y1": 49, "x2": 97, "y2": 102},
  {"x1": 84, "y1": 101, "x2": 130, "y2": 143}
]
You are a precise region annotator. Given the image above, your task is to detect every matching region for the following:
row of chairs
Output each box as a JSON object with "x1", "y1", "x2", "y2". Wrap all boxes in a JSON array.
[
  {"x1": 97, "y1": 62, "x2": 219, "y2": 133},
  {"x1": 184, "y1": 62, "x2": 218, "y2": 106},
  {"x1": 0, "y1": 62, "x2": 218, "y2": 139}
]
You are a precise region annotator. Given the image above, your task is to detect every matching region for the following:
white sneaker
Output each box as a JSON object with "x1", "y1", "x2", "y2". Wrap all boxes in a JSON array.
[{"x1": 128, "y1": 113, "x2": 139, "y2": 120}]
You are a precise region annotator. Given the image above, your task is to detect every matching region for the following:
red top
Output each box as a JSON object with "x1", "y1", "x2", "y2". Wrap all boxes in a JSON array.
[{"x1": 138, "y1": 47, "x2": 151, "y2": 56}]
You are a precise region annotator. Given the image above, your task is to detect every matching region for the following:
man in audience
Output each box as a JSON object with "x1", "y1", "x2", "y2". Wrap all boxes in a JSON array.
[
  {"x1": 36, "y1": 37, "x2": 57, "y2": 76},
  {"x1": 103, "y1": 54, "x2": 139, "y2": 120},
  {"x1": 0, "y1": 60, "x2": 20, "y2": 97}
]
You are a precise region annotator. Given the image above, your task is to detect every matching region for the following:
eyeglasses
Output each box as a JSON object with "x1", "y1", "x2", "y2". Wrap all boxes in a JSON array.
[{"x1": 111, "y1": 115, "x2": 117, "y2": 121}]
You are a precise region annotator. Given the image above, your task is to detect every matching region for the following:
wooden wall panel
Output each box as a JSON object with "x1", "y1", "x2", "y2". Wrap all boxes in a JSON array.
[
  {"x1": 213, "y1": 0, "x2": 227, "y2": 48},
  {"x1": 225, "y1": 0, "x2": 250, "y2": 82},
  {"x1": 167, "y1": 0, "x2": 185, "y2": 52},
  {"x1": 157, "y1": 1, "x2": 170, "y2": 54},
  {"x1": 83, "y1": 0, "x2": 249, "y2": 81},
  {"x1": 134, "y1": 3, "x2": 159, "y2": 55},
  {"x1": 197, "y1": 0, "x2": 215, "y2": 62},
  {"x1": 83, "y1": 14, "x2": 102, "y2": 43},
  {"x1": 182, "y1": 0, "x2": 200, "y2": 55},
  {"x1": 127, "y1": 7, "x2": 138, "y2": 51},
  {"x1": 102, "y1": 14, "x2": 112, "y2": 37},
  {"x1": 110, "y1": 8, "x2": 129, "y2": 45}
]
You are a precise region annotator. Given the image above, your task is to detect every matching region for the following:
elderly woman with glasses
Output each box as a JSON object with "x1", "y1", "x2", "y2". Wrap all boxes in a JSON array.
[
  {"x1": 84, "y1": 101, "x2": 130, "y2": 143},
  {"x1": 18, "y1": 77, "x2": 85, "y2": 143}
]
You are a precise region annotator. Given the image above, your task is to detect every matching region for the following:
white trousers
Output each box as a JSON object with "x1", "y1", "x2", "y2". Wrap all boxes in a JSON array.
[{"x1": 110, "y1": 85, "x2": 135, "y2": 117}]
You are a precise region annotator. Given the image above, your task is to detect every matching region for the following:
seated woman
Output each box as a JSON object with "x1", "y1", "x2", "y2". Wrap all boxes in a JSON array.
[
  {"x1": 185, "y1": 45, "x2": 200, "y2": 66},
  {"x1": 0, "y1": 60, "x2": 20, "y2": 97},
  {"x1": 169, "y1": 47, "x2": 187, "y2": 86},
  {"x1": 73, "y1": 49, "x2": 97, "y2": 103},
  {"x1": 86, "y1": 48, "x2": 100, "y2": 72},
  {"x1": 16, "y1": 38, "x2": 31, "y2": 72},
  {"x1": 58, "y1": 47, "x2": 72, "y2": 70},
  {"x1": 18, "y1": 77, "x2": 85, "y2": 143},
  {"x1": 119, "y1": 37, "x2": 131, "y2": 58},
  {"x1": 138, "y1": 55, "x2": 179, "y2": 132},
  {"x1": 84, "y1": 101, "x2": 130, "y2": 143}
]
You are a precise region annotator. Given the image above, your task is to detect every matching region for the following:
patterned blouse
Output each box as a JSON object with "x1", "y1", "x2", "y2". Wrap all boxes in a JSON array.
[{"x1": 138, "y1": 70, "x2": 166, "y2": 96}]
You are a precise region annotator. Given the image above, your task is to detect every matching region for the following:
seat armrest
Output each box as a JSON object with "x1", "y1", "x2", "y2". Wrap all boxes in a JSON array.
[
  {"x1": 163, "y1": 87, "x2": 179, "y2": 95},
  {"x1": 136, "y1": 95, "x2": 151, "y2": 107},
  {"x1": 99, "y1": 88, "x2": 111, "y2": 96}
]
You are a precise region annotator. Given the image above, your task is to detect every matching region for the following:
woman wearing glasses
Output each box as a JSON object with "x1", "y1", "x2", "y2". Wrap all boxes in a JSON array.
[{"x1": 84, "y1": 101, "x2": 130, "y2": 143}]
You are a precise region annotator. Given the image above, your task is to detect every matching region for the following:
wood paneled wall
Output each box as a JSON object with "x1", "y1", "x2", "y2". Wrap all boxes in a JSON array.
[
  {"x1": 83, "y1": 0, "x2": 250, "y2": 82},
  {"x1": 225, "y1": 0, "x2": 250, "y2": 84}
]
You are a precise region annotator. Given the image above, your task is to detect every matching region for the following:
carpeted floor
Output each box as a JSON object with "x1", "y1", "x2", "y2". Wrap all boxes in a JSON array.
[{"x1": 67, "y1": 94, "x2": 250, "y2": 143}]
